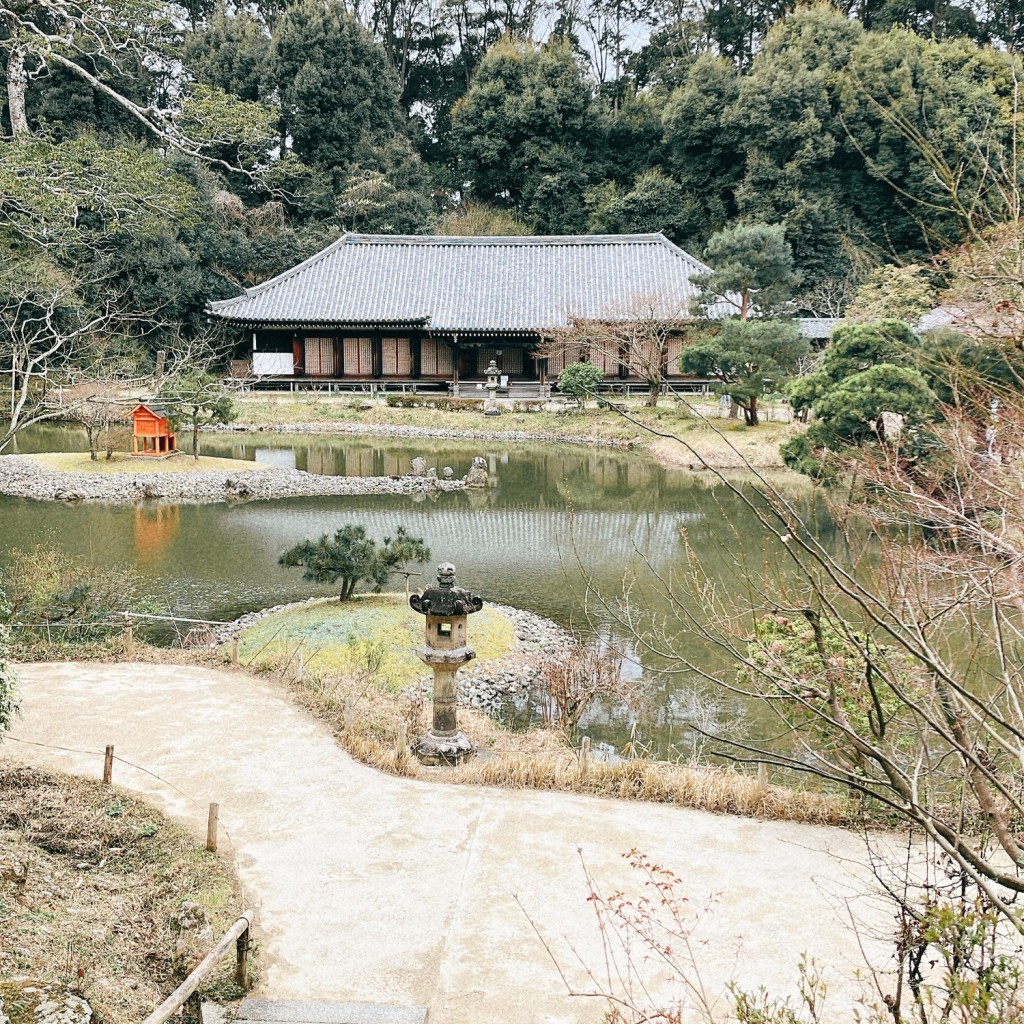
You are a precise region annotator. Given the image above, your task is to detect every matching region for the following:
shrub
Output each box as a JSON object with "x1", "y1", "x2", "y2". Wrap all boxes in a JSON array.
[
  {"x1": 558, "y1": 362, "x2": 605, "y2": 409},
  {"x1": 279, "y1": 524, "x2": 430, "y2": 601}
]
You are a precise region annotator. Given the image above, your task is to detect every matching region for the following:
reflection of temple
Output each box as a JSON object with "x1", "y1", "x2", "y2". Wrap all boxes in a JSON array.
[{"x1": 134, "y1": 505, "x2": 181, "y2": 562}]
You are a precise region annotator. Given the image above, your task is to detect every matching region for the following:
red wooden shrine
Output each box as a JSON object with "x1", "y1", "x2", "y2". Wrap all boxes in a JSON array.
[{"x1": 131, "y1": 404, "x2": 177, "y2": 456}]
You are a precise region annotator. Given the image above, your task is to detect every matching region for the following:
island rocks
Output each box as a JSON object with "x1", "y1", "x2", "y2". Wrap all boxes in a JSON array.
[{"x1": 0, "y1": 455, "x2": 487, "y2": 506}]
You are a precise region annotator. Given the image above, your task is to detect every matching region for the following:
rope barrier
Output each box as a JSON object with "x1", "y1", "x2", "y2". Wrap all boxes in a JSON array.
[{"x1": 4, "y1": 733, "x2": 248, "y2": 912}]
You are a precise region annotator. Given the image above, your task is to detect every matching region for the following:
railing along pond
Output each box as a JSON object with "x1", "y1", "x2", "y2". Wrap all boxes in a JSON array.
[{"x1": 141, "y1": 908, "x2": 255, "y2": 1024}]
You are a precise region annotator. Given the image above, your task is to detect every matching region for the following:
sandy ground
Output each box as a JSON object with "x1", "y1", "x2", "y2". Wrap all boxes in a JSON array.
[{"x1": 6, "y1": 663, "x2": 896, "y2": 1023}]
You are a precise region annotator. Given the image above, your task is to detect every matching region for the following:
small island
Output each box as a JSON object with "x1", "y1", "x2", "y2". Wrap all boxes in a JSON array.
[{"x1": 0, "y1": 451, "x2": 481, "y2": 504}]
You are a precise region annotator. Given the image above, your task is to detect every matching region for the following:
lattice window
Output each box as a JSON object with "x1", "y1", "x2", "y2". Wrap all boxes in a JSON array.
[
  {"x1": 381, "y1": 338, "x2": 412, "y2": 376},
  {"x1": 547, "y1": 344, "x2": 581, "y2": 377},
  {"x1": 420, "y1": 339, "x2": 454, "y2": 376},
  {"x1": 587, "y1": 343, "x2": 619, "y2": 376},
  {"x1": 304, "y1": 336, "x2": 335, "y2": 376},
  {"x1": 665, "y1": 337, "x2": 684, "y2": 376},
  {"x1": 342, "y1": 337, "x2": 373, "y2": 376},
  {"x1": 477, "y1": 347, "x2": 523, "y2": 375}
]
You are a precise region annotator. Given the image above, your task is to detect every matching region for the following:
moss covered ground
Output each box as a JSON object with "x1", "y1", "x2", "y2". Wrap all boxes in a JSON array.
[{"x1": 238, "y1": 594, "x2": 516, "y2": 691}]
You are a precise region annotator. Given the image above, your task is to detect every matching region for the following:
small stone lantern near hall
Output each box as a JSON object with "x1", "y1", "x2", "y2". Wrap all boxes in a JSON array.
[
  {"x1": 484, "y1": 358, "x2": 500, "y2": 416},
  {"x1": 409, "y1": 562, "x2": 483, "y2": 764}
]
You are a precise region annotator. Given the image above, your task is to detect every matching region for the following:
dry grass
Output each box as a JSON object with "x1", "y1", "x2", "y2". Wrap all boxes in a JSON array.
[
  {"x1": 25, "y1": 452, "x2": 267, "y2": 474},
  {"x1": 0, "y1": 761, "x2": 246, "y2": 1024},
  {"x1": 647, "y1": 422, "x2": 803, "y2": 471},
  {"x1": 291, "y1": 667, "x2": 853, "y2": 826}
]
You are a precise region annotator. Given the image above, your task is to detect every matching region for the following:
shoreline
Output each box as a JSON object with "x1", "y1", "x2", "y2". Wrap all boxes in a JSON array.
[
  {"x1": 220, "y1": 595, "x2": 575, "y2": 719},
  {"x1": 214, "y1": 417, "x2": 792, "y2": 470},
  {"x1": 210, "y1": 417, "x2": 640, "y2": 449},
  {"x1": 0, "y1": 453, "x2": 470, "y2": 505}
]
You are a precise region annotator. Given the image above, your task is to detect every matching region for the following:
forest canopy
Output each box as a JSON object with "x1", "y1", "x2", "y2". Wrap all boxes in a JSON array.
[{"x1": 2, "y1": 0, "x2": 1023, "y2": 362}]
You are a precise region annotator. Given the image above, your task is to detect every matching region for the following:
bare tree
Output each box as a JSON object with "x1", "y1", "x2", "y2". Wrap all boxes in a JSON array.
[
  {"x1": 58, "y1": 381, "x2": 130, "y2": 460},
  {"x1": 0, "y1": 261, "x2": 114, "y2": 454},
  {"x1": 798, "y1": 275, "x2": 857, "y2": 318},
  {"x1": 2, "y1": 0, "x2": 274, "y2": 170},
  {"x1": 590, "y1": 391, "x2": 1024, "y2": 936},
  {"x1": 540, "y1": 297, "x2": 690, "y2": 407}
]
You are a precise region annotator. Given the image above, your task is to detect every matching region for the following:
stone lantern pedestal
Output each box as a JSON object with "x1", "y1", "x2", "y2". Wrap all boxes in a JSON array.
[{"x1": 409, "y1": 562, "x2": 483, "y2": 765}]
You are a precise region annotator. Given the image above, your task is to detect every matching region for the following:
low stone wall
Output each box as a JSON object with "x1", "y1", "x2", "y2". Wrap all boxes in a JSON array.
[
  {"x1": 0, "y1": 455, "x2": 469, "y2": 505},
  {"x1": 211, "y1": 420, "x2": 637, "y2": 449}
]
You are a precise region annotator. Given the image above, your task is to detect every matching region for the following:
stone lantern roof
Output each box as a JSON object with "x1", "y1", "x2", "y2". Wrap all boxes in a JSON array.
[{"x1": 410, "y1": 563, "x2": 483, "y2": 617}]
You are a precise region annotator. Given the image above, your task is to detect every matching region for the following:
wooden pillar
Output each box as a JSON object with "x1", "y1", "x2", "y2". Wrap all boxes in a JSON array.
[
  {"x1": 411, "y1": 335, "x2": 421, "y2": 379},
  {"x1": 452, "y1": 339, "x2": 460, "y2": 388},
  {"x1": 292, "y1": 335, "x2": 303, "y2": 376},
  {"x1": 372, "y1": 334, "x2": 383, "y2": 379}
]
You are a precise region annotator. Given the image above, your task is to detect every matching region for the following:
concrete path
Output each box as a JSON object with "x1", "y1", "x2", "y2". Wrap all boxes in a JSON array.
[{"x1": 7, "y1": 664, "x2": 892, "y2": 1023}]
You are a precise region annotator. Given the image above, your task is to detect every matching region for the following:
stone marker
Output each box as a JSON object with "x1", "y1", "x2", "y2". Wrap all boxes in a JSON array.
[{"x1": 463, "y1": 456, "x2": 488, "y2": 488}]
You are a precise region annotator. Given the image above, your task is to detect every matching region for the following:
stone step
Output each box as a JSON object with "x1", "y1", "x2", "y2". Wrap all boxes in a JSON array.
[{"x1": 232, "y1": 998, "x2": 428, "y2": 1024}]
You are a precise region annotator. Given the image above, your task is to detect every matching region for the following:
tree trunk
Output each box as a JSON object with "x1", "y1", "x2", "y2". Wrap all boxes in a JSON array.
[
  {"x1": 728, "y1": 400, "x2": 739, "y2": 419},
  {"x1": 6, "y1": 38, "x2": 29, "y2": 136},
  {"x1": 746, "y1": 396, "x2": 759, "y2": 427},
  {"x1": 646, "y1": 379, "x2": 660, "y2": 407},
  {"x1": 192, "y1": 411, "x2": 200, "y2": 460}
]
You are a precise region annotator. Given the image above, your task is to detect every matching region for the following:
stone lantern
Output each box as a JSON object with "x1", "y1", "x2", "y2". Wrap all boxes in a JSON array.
[
  {"x1": 484, "y1": 358, "x2": 500, "y2": 416},
  {"x1": 409, "y1": 562, "x2": 483, "y2": 764}
]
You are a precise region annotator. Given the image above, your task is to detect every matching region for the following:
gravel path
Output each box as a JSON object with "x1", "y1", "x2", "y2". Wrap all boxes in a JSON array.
[{"x1": 7, "y1": 663, "x2": 893, "y2": 1023}]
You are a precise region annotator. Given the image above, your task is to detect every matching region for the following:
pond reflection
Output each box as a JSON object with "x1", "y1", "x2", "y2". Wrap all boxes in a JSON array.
[{"x1": 1, "y1": 426, "x2": 840, "y2": 758}]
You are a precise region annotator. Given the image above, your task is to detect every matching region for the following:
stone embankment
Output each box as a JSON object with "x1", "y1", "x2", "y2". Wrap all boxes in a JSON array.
[
  {"x1": 211, "y1": 419, "x2": 637, "y2": 449},
  {"x1": 0, "y1": 454, "x2": 475, "y2": 505},
  {"x1": 409, "y1": 604, "x2": 575, "y2": 716}
]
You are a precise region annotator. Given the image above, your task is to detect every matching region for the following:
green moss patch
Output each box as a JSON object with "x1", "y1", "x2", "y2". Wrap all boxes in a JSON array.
[{"x1": 238, "y1": 594, "x2": 516, "y2": 691}]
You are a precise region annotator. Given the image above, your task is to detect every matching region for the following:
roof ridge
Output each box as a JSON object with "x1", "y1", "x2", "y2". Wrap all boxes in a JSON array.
[
  {"x1": 343, "y1": 232, "x2": 669, "y2": 246},
  {"x1": 211, "y1": 231, "x2": 350, "y2": 311}
]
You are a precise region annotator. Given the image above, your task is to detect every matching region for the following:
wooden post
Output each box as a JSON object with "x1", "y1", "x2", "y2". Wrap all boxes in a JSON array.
[
  {"x1": 757, "y1": 761, "x2": 767, "y2": 789},
  {"x1": 103, "y1": 745, "x2": 114, "y2": 785},
  {"x1": 396, "y1": 721, "x2": 407, "y2": 758},
  {"x1": 579, "y1": 736, "x2": 590, "y2": 781},
  {"x1": 123, "y1": 614, "x2": 134, "y2": 656},
  {"x1": 344, "y1": 699, "x2": 354, "y2": 731},
  {"x1": 231, "y1": 636, "x2": 239, "y2": 666},
  {"x1": 206, "y1": 802, "x2": 219, "y2": 852},
  {"x1": 235, "y1": 925, "x2": 250, "y2": 990}
]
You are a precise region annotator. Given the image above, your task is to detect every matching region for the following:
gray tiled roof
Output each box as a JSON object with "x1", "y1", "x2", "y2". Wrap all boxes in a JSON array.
[
  {"x1": 798, "y1": 317, "x2": 844, "y2": 340},
  {"x1": 208, "y1": 233, "x2": 732, "y2": 331}
]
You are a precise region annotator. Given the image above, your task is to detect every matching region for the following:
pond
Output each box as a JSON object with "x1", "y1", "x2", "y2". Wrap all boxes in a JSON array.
[{"x1": 1, "y1": 426, "x2": 843, "y2": 759}]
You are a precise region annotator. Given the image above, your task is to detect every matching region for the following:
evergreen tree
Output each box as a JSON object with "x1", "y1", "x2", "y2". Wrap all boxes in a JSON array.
[
  {"x1": 273, "y1": 0, "x2": 410, "y2": 170},
  {"x1": 696, "y1": 221, "x2": 800, "y2": 320},
  {"x1": 450, "y1": 37, "x2": 602, "y2": 227},
  {"x1": 732, "y1": 7, "x2": 866, "y2": 286}
]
